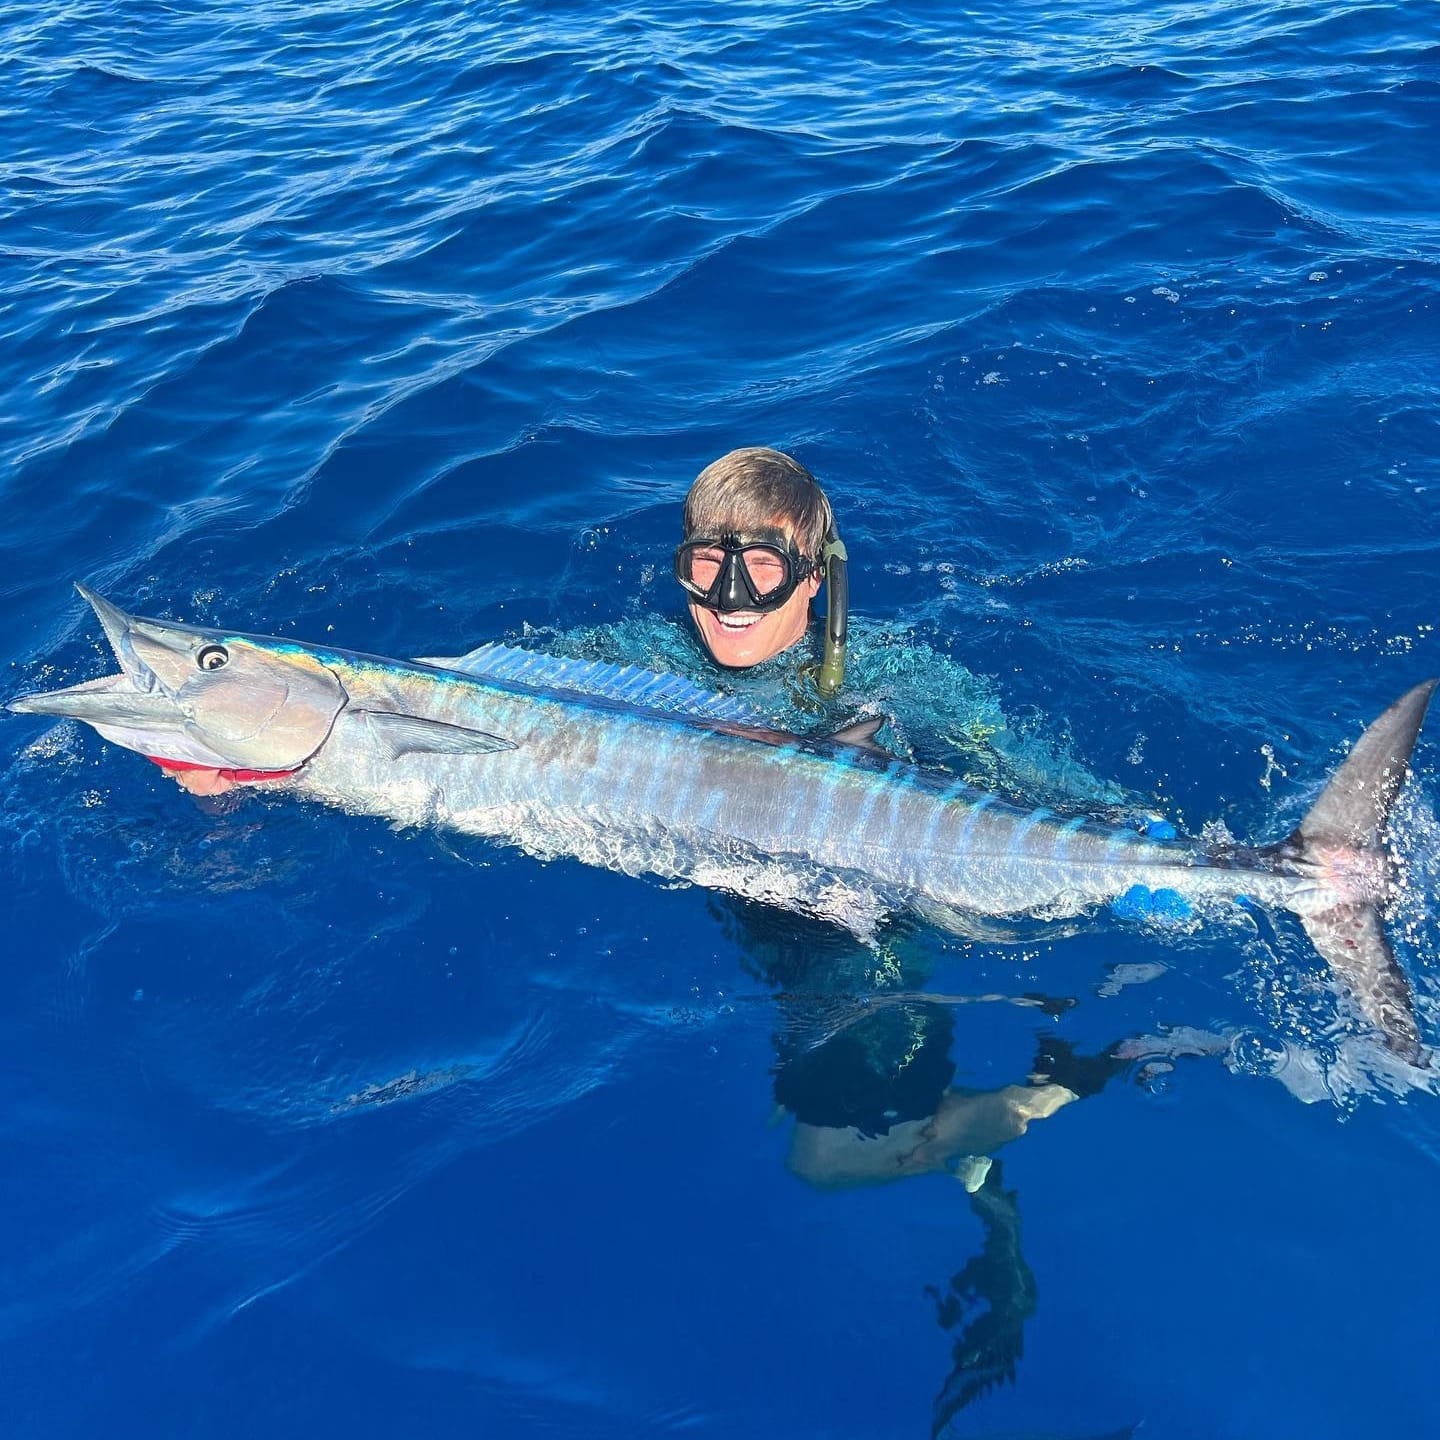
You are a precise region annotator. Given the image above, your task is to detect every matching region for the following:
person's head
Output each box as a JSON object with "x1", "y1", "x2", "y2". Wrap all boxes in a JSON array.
[{"x1": 675, "y1": 447, "x2": 833, "y2": 669}]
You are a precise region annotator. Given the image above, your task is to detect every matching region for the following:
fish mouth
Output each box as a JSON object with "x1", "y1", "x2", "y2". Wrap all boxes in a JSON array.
[
  {"x1": 11, "y1": 584, "x2": 349, "y2": 774},
  {"x1": 7, "y1": 583, "x2": 194, "y2": 725},
  {"x1": 7, "y1": 670, "x2": 179, "y2": 724},
  {"x1": 79, "y1": 583, "x2": 144, "y2": 677}
]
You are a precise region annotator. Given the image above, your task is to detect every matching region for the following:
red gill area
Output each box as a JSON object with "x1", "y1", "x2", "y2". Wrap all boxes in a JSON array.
[{"x1": 145, "y1": 755, "x2": 298, "y2": 783}]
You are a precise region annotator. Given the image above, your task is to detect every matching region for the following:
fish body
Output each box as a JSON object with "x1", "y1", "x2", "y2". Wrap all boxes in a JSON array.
[
  {"x1": 301, "y1": 651, "x2": 1279, "y2": 921},
  {"x1": 10, "y1": 587, "x2": 1436, "y2": 1054}
]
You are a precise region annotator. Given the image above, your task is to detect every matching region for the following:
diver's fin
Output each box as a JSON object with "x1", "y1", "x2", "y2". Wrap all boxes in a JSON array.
[
  {"x1": 822, "y1": 715, "x2": 891, "y2": 757},
  {"x1": 416, "y1": 642, "x2": 764, "y2": 724},
  {"x1": 359, "y1": 710, "x2": 517, "y2": 759},
  {"x1": 1289, "y1": 679, "x2": 1437, "y2": 1059}
]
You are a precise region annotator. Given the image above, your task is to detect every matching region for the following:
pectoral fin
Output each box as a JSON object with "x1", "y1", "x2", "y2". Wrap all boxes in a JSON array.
[{"x1": 359, "y1": 710, "x2": 516, "y2": 759}]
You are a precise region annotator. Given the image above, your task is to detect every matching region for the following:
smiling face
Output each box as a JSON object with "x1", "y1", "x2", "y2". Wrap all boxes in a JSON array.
[
  {"x1": 685, "y1": 522, "x2": 821, "y2": 668},
  {"x1": 678, "y1": 447, "x2": 833, "y2": 670}
]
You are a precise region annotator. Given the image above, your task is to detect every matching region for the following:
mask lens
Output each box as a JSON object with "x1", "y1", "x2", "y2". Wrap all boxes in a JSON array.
[
  {"x1": 738, "y1": 546, "x2": 789, "y2": 599},
  {"x1": 683, "y1": 546, "x2": 727, "y2": 592}
]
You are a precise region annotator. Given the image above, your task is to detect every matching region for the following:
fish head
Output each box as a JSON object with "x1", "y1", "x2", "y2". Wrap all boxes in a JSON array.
[{"x1": 8, "y1": 585, "x2": 347, "y2": 772}]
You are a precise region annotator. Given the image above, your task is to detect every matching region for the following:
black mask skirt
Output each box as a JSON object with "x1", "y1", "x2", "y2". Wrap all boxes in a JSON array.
[{"x1": 673, "y1": 532, "x2": 814, "y2": 613}]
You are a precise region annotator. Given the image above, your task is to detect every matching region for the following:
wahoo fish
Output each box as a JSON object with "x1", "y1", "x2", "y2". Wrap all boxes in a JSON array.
[{"x1": 9, "y1": 586, "x2": 1436, "y2": 1056}]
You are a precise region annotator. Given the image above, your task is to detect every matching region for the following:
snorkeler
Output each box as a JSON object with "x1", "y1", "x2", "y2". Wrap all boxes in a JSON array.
[{"x1": 674, "y1": 446, "x2": 849, "y2": 695}]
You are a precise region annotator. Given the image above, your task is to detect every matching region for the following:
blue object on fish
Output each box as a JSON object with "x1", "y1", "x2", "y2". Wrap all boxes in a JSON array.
[
  {"x1": 1111, "y1": 884, "x2": 1193, "y2": 923},
  {"x1": 1136, "y1": 817, "x2": 1178, "y2": 841}
]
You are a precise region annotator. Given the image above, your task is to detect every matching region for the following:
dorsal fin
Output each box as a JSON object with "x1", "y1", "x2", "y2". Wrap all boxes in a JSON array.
[
  {"x1": 416, "y1": 642, "x2": 766, "y2": 725},
  {"x1": 823, "y1": 715, "x2": 893, "y2": 758}
]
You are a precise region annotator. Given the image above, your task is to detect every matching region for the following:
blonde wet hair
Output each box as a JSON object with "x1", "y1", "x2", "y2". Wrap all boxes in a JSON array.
[{"x1": 682, "y1": 447, "x2": 833, "y2": 560}]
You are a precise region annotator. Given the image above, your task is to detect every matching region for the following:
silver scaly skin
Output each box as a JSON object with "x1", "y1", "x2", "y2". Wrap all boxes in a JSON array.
[{"x1": 10, "y1": 586, "x2": 1437, "y2": 1058}]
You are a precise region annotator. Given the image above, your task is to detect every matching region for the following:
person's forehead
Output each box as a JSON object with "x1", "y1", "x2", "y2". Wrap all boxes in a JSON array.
[{"x1": 707, "y1": 513, "x2": 800, "y2": 544}]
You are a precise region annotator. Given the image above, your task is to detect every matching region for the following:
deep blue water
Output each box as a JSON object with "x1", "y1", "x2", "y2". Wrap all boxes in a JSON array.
[{"x1": 4, "y1": 1, "x2": 1439, "y2": 1435}]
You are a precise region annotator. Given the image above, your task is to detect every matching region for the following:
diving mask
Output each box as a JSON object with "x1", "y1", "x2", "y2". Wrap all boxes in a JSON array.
[{"x1": 673, "y1": 531, "x2": 816, "y2": 614}]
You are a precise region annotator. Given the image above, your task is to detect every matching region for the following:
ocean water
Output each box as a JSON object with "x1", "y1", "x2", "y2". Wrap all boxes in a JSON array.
[{"x1": 3, "y1": 0, "x2": 1439, "y2": 1435}]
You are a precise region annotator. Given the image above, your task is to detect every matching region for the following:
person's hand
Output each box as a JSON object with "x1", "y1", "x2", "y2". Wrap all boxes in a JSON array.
[{"x1": 161, "y1": 766, "x2": 237, "y2": 797}]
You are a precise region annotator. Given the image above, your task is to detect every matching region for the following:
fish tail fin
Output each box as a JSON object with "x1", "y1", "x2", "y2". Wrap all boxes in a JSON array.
[{"x1": 1285, "y1": 679, "x2": 1437, "y2": 1058}]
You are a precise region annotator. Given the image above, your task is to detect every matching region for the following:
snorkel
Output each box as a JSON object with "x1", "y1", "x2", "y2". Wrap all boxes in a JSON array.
[{"x1": 813, "y1": 523, "x2": 848, "y2": 698}]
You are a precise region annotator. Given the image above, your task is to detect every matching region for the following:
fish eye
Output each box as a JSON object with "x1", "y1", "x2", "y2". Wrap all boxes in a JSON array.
[{"x1": 197, "y1": 644, "x2": 229, "y2": 671}]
